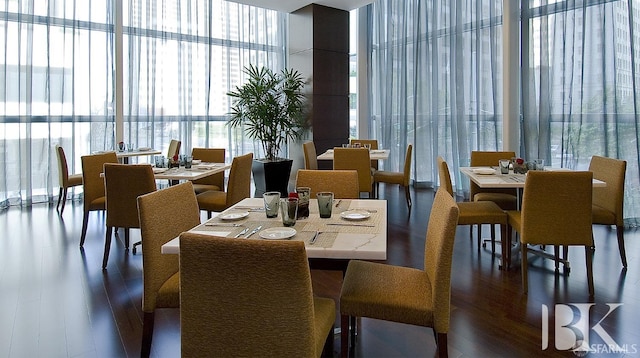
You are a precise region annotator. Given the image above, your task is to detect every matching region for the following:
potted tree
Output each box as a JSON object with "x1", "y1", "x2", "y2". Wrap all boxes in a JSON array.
[{"x1": 227, "y1": 64, "x2": 309, "y2": 197}]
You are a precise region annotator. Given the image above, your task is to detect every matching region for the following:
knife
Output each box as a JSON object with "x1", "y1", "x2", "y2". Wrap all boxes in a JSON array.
[
  {"x1": 245, "y1": 225, "x2": 263, "y2": 238},
  {"x1": 234, "y1": 227, "x2": 249, "y2": 238},
  {"x1": 326, "y1": 223, "x2": 375, "y2": 227}
]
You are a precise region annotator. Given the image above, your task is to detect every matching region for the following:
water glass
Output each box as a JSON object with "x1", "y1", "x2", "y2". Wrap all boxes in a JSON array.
[
  {"x1": 184, "y1": 156, "x2": 193, "y2": 169},
  {"x1": 280, "y1": 198, "x2": 298, "y2": 227},
  {"x1": 499, "y1": 159, "x2": 510, "y2": 174},
  {"x1": 263, "y1": 191, "x2": 280, "y2": 218},
  {"x1": 296, "y1": 187, "x2": 310, "y2": 219},
  {"x1": 342, "y1": 144, "x2": 351, "y2": 148},
  {"x1": 317, "y1": 192, "x2": 334, "y2": 218},
  {"x1": 534, "y1": 158, "x2": 545, "y2": 171}
]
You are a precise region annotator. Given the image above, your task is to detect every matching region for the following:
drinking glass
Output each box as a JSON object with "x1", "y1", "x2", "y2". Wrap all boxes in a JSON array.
[
  {"x1": 317, "y1": 192, "x2": 334, "y2": 218},
  {"x1": 499, "y1": 159, "x2": 510, "y2": 174},
  {"x1": 263, "y1": 191, "x2": 280, "y2": 218},
  {"x1": 184, "y1": 156, "x2": 193, "y2": 169},
  {"x1": 296, "y1": 187, "x2": 310, "y2": 219},
  {"x1": 534, "y1": 159, "x2": 545, "y2": 171},
  {"x1": 280, "y1": 198, "x2": 298, "y2": 226}
]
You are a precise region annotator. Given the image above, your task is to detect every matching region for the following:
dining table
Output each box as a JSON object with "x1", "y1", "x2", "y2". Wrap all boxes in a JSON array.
[
  {"x1": 317, "y1": 148, "x2": 390, "y2": 161},
  {"x1": 161, "y1": 197, "x2": 388, "y2": 273},
  {"x1": 152, "y1": 162, "x2": 231, "y2": 181}
]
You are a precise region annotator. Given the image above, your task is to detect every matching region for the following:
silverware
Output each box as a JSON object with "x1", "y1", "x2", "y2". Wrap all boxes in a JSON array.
[
  {"x1": 310, "y1": 230, "x2": 321, "y2": 245},
  {"x1": 326, "y1": 223, "x2": 375, "y2": 227},
  {"x1": 245, "y1": 225, "x2": 263, "y2": 238},
  {"x1": 234, "y1": 227, "x2": 249, "y2": 238},
  {"x1": 334, "y1": 199, "x2": 342, "y2": 208},
  {"x1": 205, "y1": 223, "x2": 243, "y2": 227}
]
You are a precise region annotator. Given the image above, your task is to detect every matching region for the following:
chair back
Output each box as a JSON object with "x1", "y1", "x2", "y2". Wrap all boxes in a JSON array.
[
  {"x1": 350, "y1": 139, "x2": 379, "y2": 170},
  {"x1": 520, "y1": 171, "x2": 593, "y2": 246},
  {"x1": 470, "y1": 151, "x2": 517, "y2": 198},
  {"x1": 424, "y1": 189, "x2": 459, "y2": 333},
  {"x1": 437, "y1": 156, "x2": 455, "y2": 196},
  {"x1": 589, "y1": 155, "x2": 626, "y2": 226},
  {"x1": 166, "y1": 139, "x2": 181, "y2": 159},
  {"x1": 104, "y1": 163, "x2": 157, "y2": 229},
  {"x1": 81, "y1": 152, "x2": 118, "y2": 210},
  {"x1": 137, "y1": 182, "x2": 200, "y2": 312},
  {"x1": 56, "y1": 145, "x2": 70, "y2": 186},
  {"x1": 191, "y1": 148, "x2": 226, "y2": 190},
  {"x1": 296, "y1": 169, "x2": 359, "y2": 198},
  {"x1": 226, "y1": 153, "x2": 253, "y2": 207},
  {"x1": 333, "y1": 148, "x2": 372, "y2": 195},
  {"x1": 180, "y1": 233, "x2": 318, "y2": 357},
  {"x1": 401, "y1": 144, "x2": 413, "y2": 186},
  {"x1": 302, "y1": 141, "x2": 318, "y2": 170}
]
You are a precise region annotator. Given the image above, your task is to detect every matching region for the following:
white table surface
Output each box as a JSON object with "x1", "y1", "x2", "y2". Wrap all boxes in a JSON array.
[
  {"x1": 153, "y1": 163, "x2": 230, "y2": 181},
  {"x1": 115, "y1": 149, "x2": 162, "y2": 158},
  {"x1": 317, "y1": 149, "x2": 390, "y2": 161},
  {"x1": 161, "y1": 197, "x2": 387, "y2": 261},
  {"x1": 460, "y1": 166, "x2": 606, "y2": 188}
]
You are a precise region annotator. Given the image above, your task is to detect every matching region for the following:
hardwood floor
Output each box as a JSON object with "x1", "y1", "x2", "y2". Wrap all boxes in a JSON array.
[{"x1": 1, "y1": 185, "x2": 639, "y2": 357}]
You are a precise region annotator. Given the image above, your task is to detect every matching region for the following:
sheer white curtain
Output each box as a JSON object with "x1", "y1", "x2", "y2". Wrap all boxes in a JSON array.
[
  {"x1": 368, "y1": 0, "x2": 504, "y2": 196},
  {"x1": 0, "y1": 0, "x2": 286, "y2": 209},
  {"x1": 522, "y1": 0, "x2": 640, "y2": 225}
]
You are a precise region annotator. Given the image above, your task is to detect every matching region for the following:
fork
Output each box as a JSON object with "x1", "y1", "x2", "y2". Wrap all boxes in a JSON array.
[
  {"x1": 310, "y1": 230, "x2": 321, "y2": 245},
  {"x1": 205, "y1": 223, "x2": 244, "y2": 227}
]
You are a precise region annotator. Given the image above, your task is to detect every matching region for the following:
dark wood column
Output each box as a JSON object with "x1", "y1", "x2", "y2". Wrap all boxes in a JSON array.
[{"x1": 289, "y1": 4, "x2": 350, "y2": 170}]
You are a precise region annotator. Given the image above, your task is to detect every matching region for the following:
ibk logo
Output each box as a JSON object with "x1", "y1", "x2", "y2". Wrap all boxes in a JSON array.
[{"x1": 542, "y1": 303, "x2": 637, "y2": 356}]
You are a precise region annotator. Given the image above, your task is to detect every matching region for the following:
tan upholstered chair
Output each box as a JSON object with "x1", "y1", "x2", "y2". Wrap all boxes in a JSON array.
[
  {"x1": 180, "y1": 233, "x2": 336, "y2": 357},
  {"x1": 295, "y1": 169, "x2": 359, "y2": 199},
  {"x1": 374, "y1": 144, "x2": 413, "y2": 208},
  {"x1": 349, "y1": 139, "x2": 379, "y2": 170},
  {"x1": 102, "y1": 163, "x2": 157, "y2": 269},
  {"x1": 339, "y1": 188, "x2": 459, "y2": 358},
  {"x1": 506, "y1": 171, "x2": 594, "y2": 296},
  {"x1": 438, "y1": 157, "x2": 509, "y2": 266},
  {"x1": 196, "y1": 153, "x2": 253, "y2": 215},
  {"x1": 80, "y1": 151, "x2": 118, "y2": 247},
  {"x1": 589, "y1": 155, "x2": 627, "y2": 268},
  {"x1": 333, "y1": 148, "x2": 373, "y2": 198},
  {"x1": 166, "y1": 139, "x2": 181, "y2": 159},
  {"x1": 470, "y1": 151, "x2": 518, "y2": 210},
  {"x1": 190, "y1": 148, "x2": 225, "y2": 194},
  {"x1": 55, "y1": 145, "x2": 83, "y2": 214},
  {"x1": 303, "y1": 141, "x2": 318, "y2": 170},
  {"x1": 137, "y1": 182, "x2": 201, "y2": 357}
]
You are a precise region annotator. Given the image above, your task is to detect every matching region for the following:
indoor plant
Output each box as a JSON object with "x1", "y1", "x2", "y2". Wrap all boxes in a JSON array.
[{"x1": 226, "y1": 64, "x2": 309, "y2": 196}]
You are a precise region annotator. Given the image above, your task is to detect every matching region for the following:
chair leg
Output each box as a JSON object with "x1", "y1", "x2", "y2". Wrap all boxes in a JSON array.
[
  {"x1": 476, "y1": 225, "x2": 482, "y2": 250},
  {"x1": 616, "y1": 226, "x2": 627, "y2": 268},
  {"x1": 521, "y1": 244, "x2": 529, "y2": 294},
  {"x1": 141, "y1": 311, "x2": 155, "y2": 358},
  {"x1": 321, "y1": 324, "x2": 334, "y2": 357},
  {"x1": 80, "y1": 210, "x2": 90, "y2": 247},
  {"x1": 490, "y1": 225, "x2": 496, "y2": 253},
  {"x1": 102, "y1": 226, "x2": 113, "y2": 270},
  {"x1": 500, "y1": 224, "x2": 510, "y2": 270},
  {"x1": 404, "y1": 185, "x2": 412, "y2": 208},
  {"x1": 553, "y1": 245, "x2": 560, "y2": 272},
  {"x1": 124, "y1": 228, "x2": 130, "y2": 250},
  {"x1": 435, "y1": 332, "x2": 448, "y2": 358},
  {"x1": 60, "y1": 187, "x2": 69, "y2": 214},
  {"x1": 586, "y1": 246, "x2": 595, "y2": 297},
  {"x1": 56, "y1": 187, "x2": 63, "y2": 212},
  {"x1": 340, "y1": 314, "x2": 350, "y2": 358}
]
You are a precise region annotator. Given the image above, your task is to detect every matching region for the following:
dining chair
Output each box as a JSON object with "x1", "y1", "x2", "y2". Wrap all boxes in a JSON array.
[
  {"x1": 101, "y1": 163, "x2": 157, "y2": 270},
  {"x1": 137, "y1": 182, "x2": 201, "y2": 358},
  {"x1": 589, "y1": 155, "x2": 627, "y2": 268},
  {"x1": 190, "y1": 148, "x2": 226, "y2": 194},
  {"x1": 166, "y1": 139, "x2": 181, "y2": 159},
  {"x1": 295, "y1": 169, "x2": 359, "y2": 199},
  {"x1": 196, "y1": 152, "x2": 253, "y2": 216},
  {"x1": 339, "y1": 188, "x2": 459, "y2": 358},
  {"x1": 438, "y1": 157, "x2": 509, "y2": 266},
  {"x1": 506, "y1": 171, "x2": 594, "y2": 296},
  {"x1": 333, "y1": 147, "x2": 374, "y2": 198},
  {"x1": 180, "y1": 232, "x2": 336, "y2": 357},
  {"x1": 79, "y1": 151, "x2": 118, "y2": 247},
  {"x1": 373, "y1": 144, "x2": 412, "y2": 209},
  {"x1": 349, "y1": 139, "x2": 379, "y2": 170},
  {"x1": 303, "y1": 141, "x2": 318, "y2": 170},
  {"x1": 55, "y1": 145, "x2": 83, "y2": 214}
]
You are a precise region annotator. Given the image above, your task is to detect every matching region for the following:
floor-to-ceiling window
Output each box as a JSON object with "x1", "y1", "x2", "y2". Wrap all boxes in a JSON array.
[{"x1": 0, "y1": 0, "x2": 286, "y2": 208}]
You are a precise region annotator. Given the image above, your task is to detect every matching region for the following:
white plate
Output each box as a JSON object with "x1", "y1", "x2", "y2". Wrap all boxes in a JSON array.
[
  {"x1": 340, "y1": 210, "x2": 371, "y2": 221},
  {"x1": 152, "y1": 167, "x2": 168, "y2": 174},
  {"x1": 259, "y1": 227, "x2": 296, "y2": 240},
  {"x1": 472, "y1": 168, "x2": 496, "y2": 175},
  {"x1": 219, "y1": 212, "x2": 249, "y2": 221}
]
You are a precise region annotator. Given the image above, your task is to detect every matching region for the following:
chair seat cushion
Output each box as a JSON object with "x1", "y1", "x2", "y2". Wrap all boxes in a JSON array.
[
  {"x1": 474, "y1": 192, "x2": 517, "y2": 210},
  {"x1": 192, "y1": 183, "x2": 222, "y2": 194},
  {"x1": 155, "y1": 271, "x2": 180, "y2": 308},
  {"x1": 340, "y1": 260, "x2": 433, "y2": 328},
  {"x1": 373, "y1": 170, "x2": 404, "y2": 185},
  {"x1": 457, "y1": 201, "x2": 507, "y2": 225},
  {"x1": 196, "y1": 190, "x2": 228, "y2": 212},
  {"x1": 592, "y1": 204, "x2": 616, "y2": 225},
  {"x1": 89, "y1": 196, "x2": 106, "y2": 211},
  {"x1": 313, "y1": 296, "x2": 336, "y2": 355},
  {"x1": 67, "y1": 174, "x2": 83, "y2": 187},
  {"x1": 506, "y1": 210, "x2": 522, "y2": 231}
]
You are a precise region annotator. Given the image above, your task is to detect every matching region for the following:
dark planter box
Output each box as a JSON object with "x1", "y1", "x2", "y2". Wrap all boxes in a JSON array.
[{"x1": 252, "y1": 158, "x2": 293, "y2": 198}]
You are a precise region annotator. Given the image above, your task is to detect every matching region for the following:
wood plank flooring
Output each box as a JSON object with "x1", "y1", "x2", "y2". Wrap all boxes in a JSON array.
[{"x1": 1, "y1": 185, "x2": 639, "y2": 357}]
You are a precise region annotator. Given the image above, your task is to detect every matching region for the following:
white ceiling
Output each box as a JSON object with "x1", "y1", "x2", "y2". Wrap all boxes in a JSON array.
[{"x1": 230, "y1": 0, "x2": 372, "y2": 13}]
